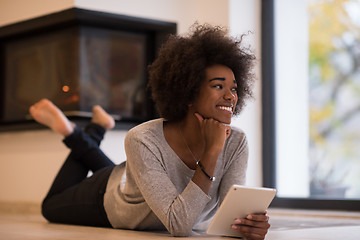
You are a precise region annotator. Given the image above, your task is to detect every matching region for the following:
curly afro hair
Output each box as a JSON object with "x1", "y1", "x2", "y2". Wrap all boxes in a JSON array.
[{"x1": 148, "y1": 23, "x2": 256, "y2": 121}]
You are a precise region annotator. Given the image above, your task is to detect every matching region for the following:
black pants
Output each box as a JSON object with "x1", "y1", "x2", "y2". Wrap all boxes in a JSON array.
[{"x1": 42, "y1": 123, "x2": 115, "y2": 227}]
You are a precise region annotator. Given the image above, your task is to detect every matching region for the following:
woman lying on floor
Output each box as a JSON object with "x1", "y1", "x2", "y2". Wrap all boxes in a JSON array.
[{"x1": 30, "y1": 23, "x2": 270, "y2": 240}]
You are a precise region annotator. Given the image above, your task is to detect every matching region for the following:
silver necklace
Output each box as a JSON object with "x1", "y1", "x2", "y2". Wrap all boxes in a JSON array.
[
  {"x1": 178, "y1": 124, "x2": 199, "y2": 163},
  {"x1": 178, "y1": 124, "x2": 216, "y2": 182}
]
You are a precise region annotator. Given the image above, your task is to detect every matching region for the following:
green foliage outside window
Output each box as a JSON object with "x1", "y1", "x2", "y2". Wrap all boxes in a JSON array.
[{"x1": 308, "y1": 0, "x2": 360, "y2": 198}]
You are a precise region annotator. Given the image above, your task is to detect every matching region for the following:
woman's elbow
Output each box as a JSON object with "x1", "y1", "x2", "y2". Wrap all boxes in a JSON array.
[
  {"x1": 168, "y1": 223, "x2": 193, "y2": 237},
  {"x1": 170, "y1": 229, "x2": 192, "y2": 237}
]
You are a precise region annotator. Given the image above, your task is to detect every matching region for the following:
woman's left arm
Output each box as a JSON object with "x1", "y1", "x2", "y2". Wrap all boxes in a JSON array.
[
  {"x1": 218, "y1": 130, "x2": 248, "y2": 202},
  {"x1": 218, "y1": 131, "x2": 270, "y2": 240}
]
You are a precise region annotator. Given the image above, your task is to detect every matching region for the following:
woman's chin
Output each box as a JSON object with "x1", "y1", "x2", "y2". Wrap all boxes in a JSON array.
[{"x1": 215, "y1": 117, "x2": 232, "y2": 125}]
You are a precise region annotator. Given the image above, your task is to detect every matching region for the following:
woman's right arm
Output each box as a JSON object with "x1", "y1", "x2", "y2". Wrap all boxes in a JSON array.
[{"x1": 192, "y1": 113, "x2": 231, "y2": 194}]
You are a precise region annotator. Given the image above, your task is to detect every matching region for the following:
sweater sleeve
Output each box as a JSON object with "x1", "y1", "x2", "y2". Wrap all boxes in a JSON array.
[
  {"x1": 218, "y1": 131, "x2": 249, "y2": 204},
  {"x1": 124, "y1": 130, "x2": 211, "y2": 237}
]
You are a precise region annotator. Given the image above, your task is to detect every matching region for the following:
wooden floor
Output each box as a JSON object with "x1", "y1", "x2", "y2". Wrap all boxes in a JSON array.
[{"x1": 1, "y1": 203, "x2": 360, "y2": 240}]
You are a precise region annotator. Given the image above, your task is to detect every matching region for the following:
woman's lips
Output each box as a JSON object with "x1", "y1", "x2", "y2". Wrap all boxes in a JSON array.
[{"x1": 217, "y1": 105, "x2": 233, "y2": 114}]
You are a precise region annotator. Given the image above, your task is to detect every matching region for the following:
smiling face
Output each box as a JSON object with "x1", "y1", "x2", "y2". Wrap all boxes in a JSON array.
[{"x1": 191, "y1": 64, "x2": 238, "y2": 124}]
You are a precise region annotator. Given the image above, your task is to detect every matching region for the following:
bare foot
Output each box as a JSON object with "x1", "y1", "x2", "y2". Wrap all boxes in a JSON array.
[
  {"x1": 91, "y1": 105, "x2": 115, "y2": 130},
  {"x1": 29, "y1": 99, "x2": 74, "y2": 137}
]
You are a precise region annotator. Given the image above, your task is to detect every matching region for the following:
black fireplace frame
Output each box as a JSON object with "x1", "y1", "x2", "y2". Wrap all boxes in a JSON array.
[{"x1": 0, "y1": 8, "x2": 177, "y2": 131}]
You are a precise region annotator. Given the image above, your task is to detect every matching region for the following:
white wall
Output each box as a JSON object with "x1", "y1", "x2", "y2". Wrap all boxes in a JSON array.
[
  {"x1": 75, "y1": 0, "x2": 230, "y2": 34},
  {"x1": 229, "y1": 0, "x2": 262, "y2": 187},
  {"x1": 0, "y1": 0, "x2": 74, "y2": 27},
  {"x1": 0, "y1": 0, "x2": 262, "y2": 204}
]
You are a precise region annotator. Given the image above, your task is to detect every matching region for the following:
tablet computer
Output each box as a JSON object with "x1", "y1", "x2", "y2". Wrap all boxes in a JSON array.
[{"x1": 206, "y1": 185, "x2": 277, "y2": 238}]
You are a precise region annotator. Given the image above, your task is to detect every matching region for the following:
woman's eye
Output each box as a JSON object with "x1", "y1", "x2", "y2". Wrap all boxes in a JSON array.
[{"x1": 213, "y1": 85, "x2": 223, "y2": 89}]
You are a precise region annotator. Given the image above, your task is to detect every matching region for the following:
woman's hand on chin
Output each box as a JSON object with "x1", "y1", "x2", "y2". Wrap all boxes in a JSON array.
[{"x1": 194, "y1": 113, "x2": 231, "y2": 153}]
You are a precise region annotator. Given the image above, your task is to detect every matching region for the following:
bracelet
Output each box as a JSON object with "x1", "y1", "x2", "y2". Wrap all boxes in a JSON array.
[{"x1": 197, "y1": 161, "x2": 216, "y2": 182}]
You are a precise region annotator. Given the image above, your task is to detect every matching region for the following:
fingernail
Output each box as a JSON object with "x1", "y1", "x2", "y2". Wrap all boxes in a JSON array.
[
  {"x1": 231, "y1": 225, "x2": 237, "y2": 230},
  {"x1": 235, "y1": 219, "x2": 242, "y2": 224},
  {"x1": 247, "y1": 215, "x2": 252, "y2": 220}
]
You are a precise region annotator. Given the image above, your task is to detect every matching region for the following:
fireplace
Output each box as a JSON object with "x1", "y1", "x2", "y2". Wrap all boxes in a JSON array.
[{"x1": 0, "y1": 8, "x2": 176, "y2": 130}]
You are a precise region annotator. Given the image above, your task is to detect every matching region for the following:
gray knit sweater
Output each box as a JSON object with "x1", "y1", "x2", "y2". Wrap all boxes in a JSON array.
[{"x1": 103, "y1": 119, "x2": 248, "y2": 236}]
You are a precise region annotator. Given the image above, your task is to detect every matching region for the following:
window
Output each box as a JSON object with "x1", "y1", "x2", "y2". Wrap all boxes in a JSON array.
[{"x1": 262, "y1": 0, "x2": 360, "y2": 210}]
